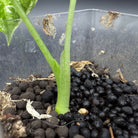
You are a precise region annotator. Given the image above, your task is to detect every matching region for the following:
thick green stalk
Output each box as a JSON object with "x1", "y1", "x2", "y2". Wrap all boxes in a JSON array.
[
  {"x1": 55, "y1": 0, "x2": 77, "y2": 114},
  {"x1": 11, "y1": 0, "x2": 60, "y2": 82}
]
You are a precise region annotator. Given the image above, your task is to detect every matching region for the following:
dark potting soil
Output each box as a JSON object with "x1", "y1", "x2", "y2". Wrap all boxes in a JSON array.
[{"x1": 1, "y1": 62, "x2": 138, "y2": 138}]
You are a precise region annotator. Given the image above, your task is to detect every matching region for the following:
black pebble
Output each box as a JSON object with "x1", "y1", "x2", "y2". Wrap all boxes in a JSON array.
[
  {"x1": 128, "y1": 117, "x2": 135, "y2": 123},
  {"x1": 92, "y1": 97, "x2": 100, "y2": 106},
  {"x1": 91, "y1": 129, "x2": 99, "y2": 138},
  {"x1": 123, "y1": 130, "x2": 129, "y2": 138},
  {"x1": 118, "y1": 95, "x2": 128, "y2": 106},
  {"x1": 130, "y1": 129, "x2": 138, "y2": 135},
  {"x1": 93, "y1": 118, "x2": 103, "y2": 129},
  {"x1": 107, "y1": 93, "x2": 117, "y2": 102},
  {"x1": 99, "y1": 128, "x2": 110, "y2": 138},
  {"x1": 82, "y1": 100, "x2": 90, "y2": 108},
  {"x1": 64, "y1": 112, "x2": 73, "y2": 122},
  {"x1": 77, "y1": 121, "x2": 87, "y2": 128},
  {"x1": 69, "y1": 125, "x2": 79, "y2": 138},
  {"x1": 99, "y1": 112, "x2": 106, "y2": 119},
  {"x1": 80, "y1": 127, "x2": 91, "y2": 138},
  {"x1": 84, "y1": 79, "x2": 92, "y2": 89},
  {"x1": 130, "y1": 96, "x2": 138, "y2": 111},
  {"x1": 114, "y1": 117, "x2": 126, "y2": 127},
  {"x1": 122, "y1": 106, "x2": 133, "y2": 115},
  {"x1": 114, "y1": 87, "x2": 123, "y2": 95},
  {"x1": 128, "y1": 123, "x2": 137, "y2": 131},
  {"x1": 123, "y1": 86, "x2": 133, "y2": 94},
  {"x1": 106, "y1": 79, "x2": 113, "y2": 85},
  {"x1": 114, "y1": 128, "x2": 123, "y2": 136}
]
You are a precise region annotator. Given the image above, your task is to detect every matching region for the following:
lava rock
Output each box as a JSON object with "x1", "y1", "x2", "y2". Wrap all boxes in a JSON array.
[
  {"x1": 50, "y1": 110, "x2": 58, "y2": 117},
  {"x1": 26, "y1": 87, "x2": 34, "y2": 93},
  {"x1": 36, "y1": 109, "x2": 46, "y2": 114},
  {"x1": 73, "y1": 134, "x2": 85, "y2": 138},
  {"x1": 31, "y1": 120, "x2": 42, "y2": 129},
  {"x1": 16, "y1": 100, "x2": 27, "y2": 109},
  {"x1": 19, "y1": 82, "x2": 29, "y2": 91},
  {"x1": 36, "y1": 95, "x2": 42, "y2": 101},
  {"x1": 39, "y1": 80, "x2": 48, "y2": 89},
  {"x1": 10, "y1": 94, "x2": 19, "y2": 100},
  {"x1": 3, "y1": 107, "x2": 16, "y2": 115},
  {"x1": 32, "y1": 101, "x2": 44, "y2": 109},
  {"x1": 33, "y1": 128, "x2": 45, "y2": 138},
  {"x1": 11, "y1": 87, "x2": 21, "y2": 95},
  {"x1": 21, "y1": 111, "x2": 32, "y2": 119},
  {"x1": 41, "y1": 91, "x2": 54, "y2": 103},
  {"x1": 45, "y1": 128, "x2": 56, "y2": 138},
  {"x1": 55, "y1": 126, "x2": 68, "y2": 137},
  {"x1": 46, "y1": 117, "x2": 59, "y2": 127},
  {"x1": 41, "y1": 120, "x2": 48, "y2": 129},
  {"x1": 34, "y1": 88, "x2": 41, "y2": 95},
  {"x1": 20, "y1": 92, "x2": 35, "y2": 100}
]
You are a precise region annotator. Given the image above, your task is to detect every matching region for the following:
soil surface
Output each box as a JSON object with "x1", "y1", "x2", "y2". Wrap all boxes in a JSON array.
[{"x1": 0, "y1": 61, "x2": 138, "y2": 138}]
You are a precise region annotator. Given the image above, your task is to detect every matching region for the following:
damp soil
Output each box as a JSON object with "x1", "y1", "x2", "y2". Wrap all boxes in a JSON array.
[{"x1": 0, "y1": 60, "x2": 138, "y2": 138}]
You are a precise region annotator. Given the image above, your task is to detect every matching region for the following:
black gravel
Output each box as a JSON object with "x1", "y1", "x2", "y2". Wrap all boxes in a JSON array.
[{"x1": 1, "y1": 63, "x2": 138, "y2": 138}]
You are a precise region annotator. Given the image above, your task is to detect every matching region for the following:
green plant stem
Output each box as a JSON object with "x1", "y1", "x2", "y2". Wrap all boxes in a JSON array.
[
  {"x1": 12, "y1": 0, "x2": 60, "y2": 82},
  {"x1": 12, "y1": 0, "x2": 77, "y2": 115},
  {"x1": 55, "y1": 0, "x2": 77, "y2": 114}
]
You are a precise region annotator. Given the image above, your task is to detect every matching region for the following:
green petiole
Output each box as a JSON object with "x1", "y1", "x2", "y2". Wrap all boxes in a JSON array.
[{"x1": 11, "y1": 0, "x2": 77, "y2": 114}]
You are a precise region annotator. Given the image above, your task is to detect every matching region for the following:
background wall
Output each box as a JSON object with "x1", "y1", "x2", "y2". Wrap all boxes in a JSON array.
[{"x1": 30, "y1": 0, "x2": 138, "y2": 16}]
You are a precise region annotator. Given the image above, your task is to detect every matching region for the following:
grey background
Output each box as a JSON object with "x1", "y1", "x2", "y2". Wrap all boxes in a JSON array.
[{"x1": 30, "y1": 0, "x2": 138, "y2": 16}]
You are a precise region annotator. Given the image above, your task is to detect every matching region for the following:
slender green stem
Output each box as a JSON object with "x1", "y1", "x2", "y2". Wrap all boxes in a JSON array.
[
  {"x1": 55, "y1": 0, "x2": 77, "y2": 114},
  {"x1": 12, "y1": 0, "x2": 77, "y2": 115},
  {"x1": 12, "y1": 0, "x2": 60, "y2": 81}
]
